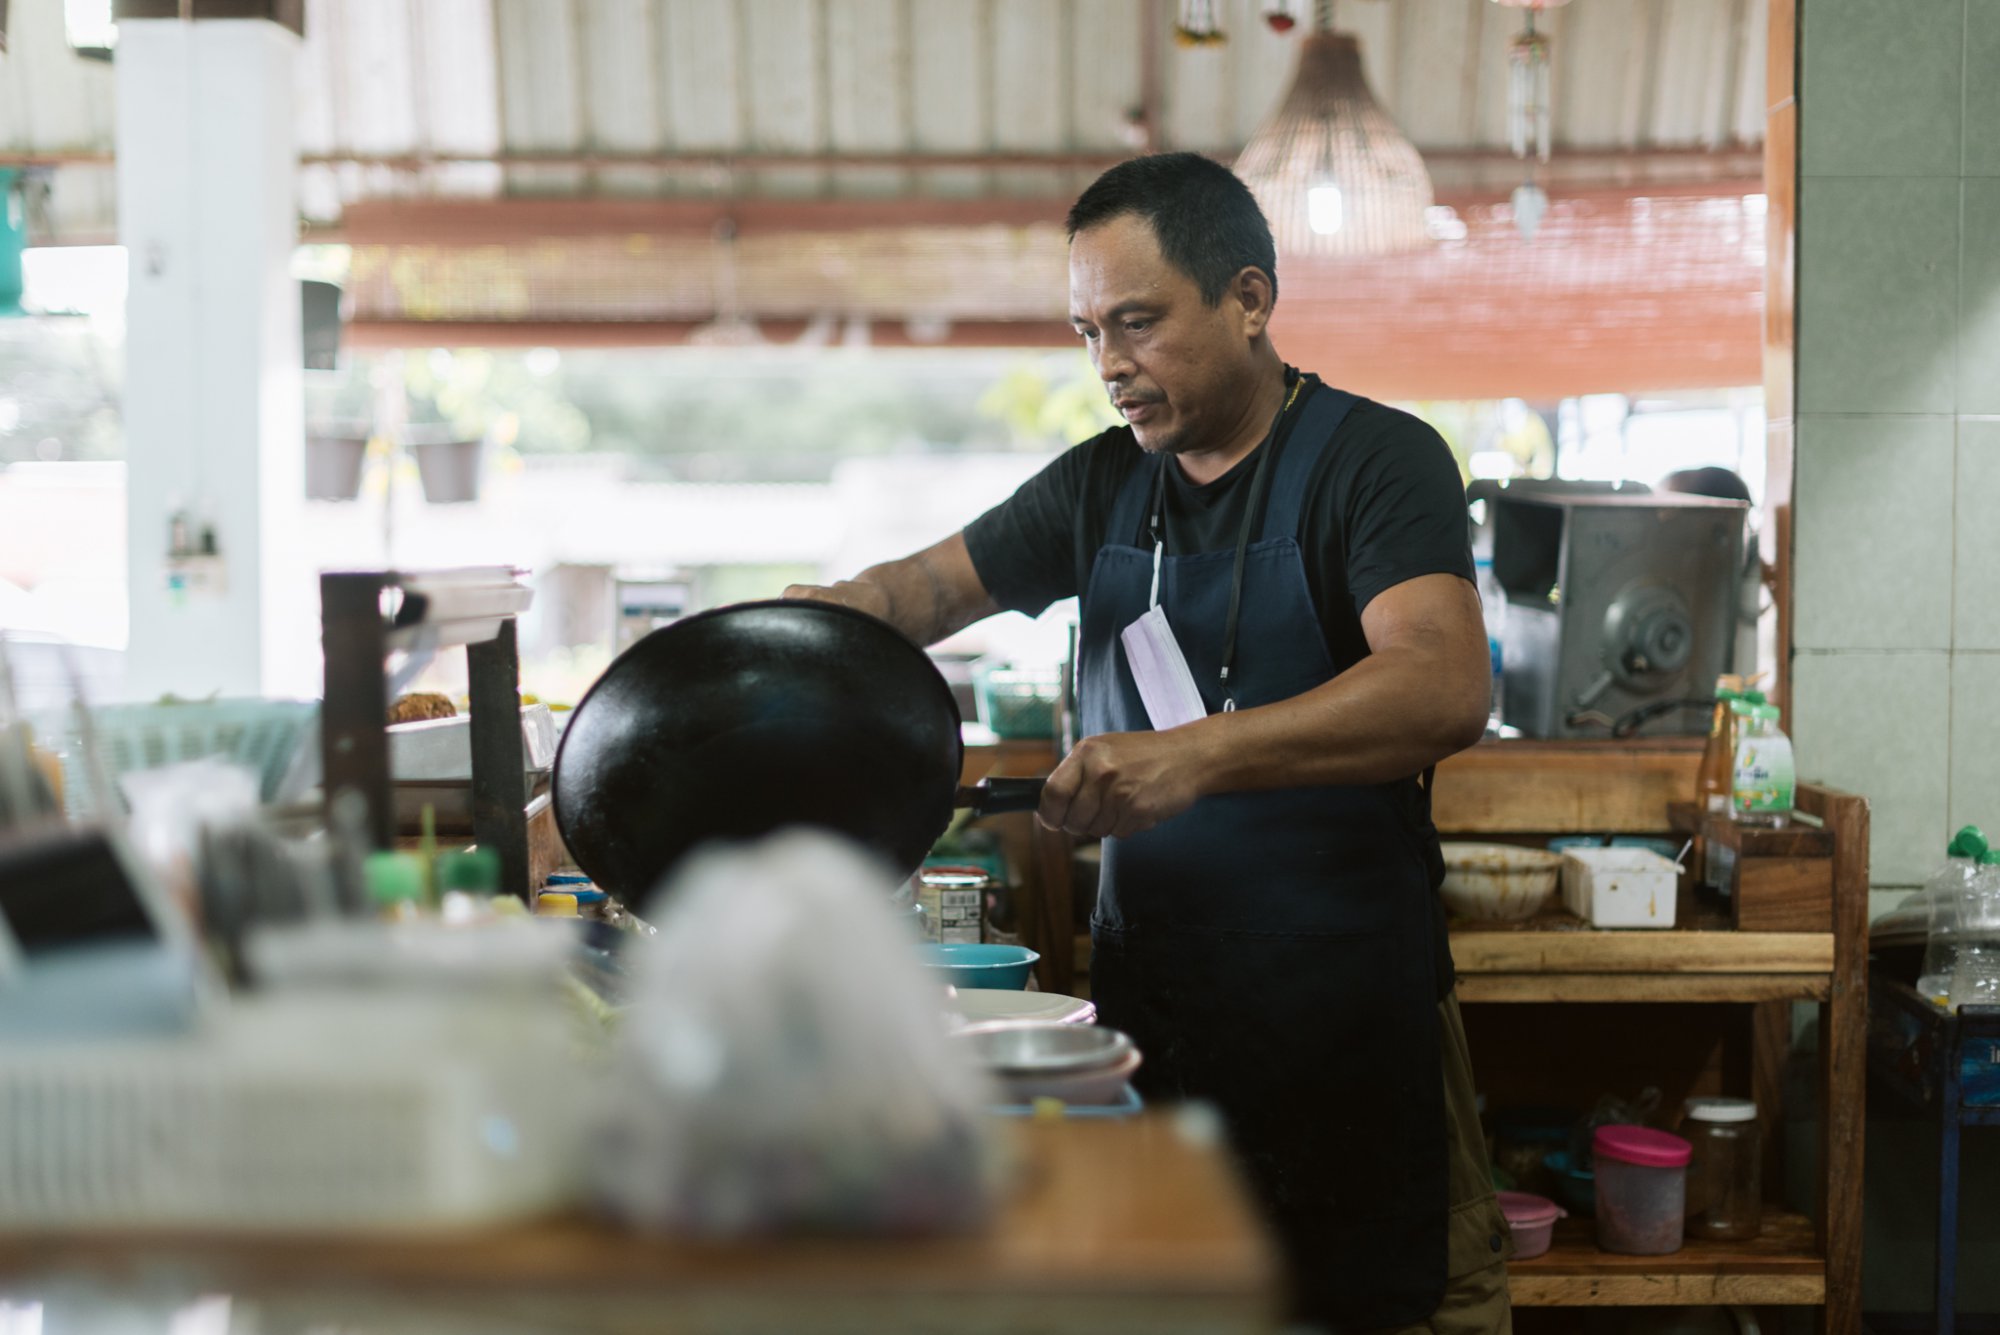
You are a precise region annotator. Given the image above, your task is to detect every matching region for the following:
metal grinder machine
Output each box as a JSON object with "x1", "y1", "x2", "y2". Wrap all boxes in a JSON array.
[{"x1": 1491, "y1": 490, "x2": 1747, "y2": 739}]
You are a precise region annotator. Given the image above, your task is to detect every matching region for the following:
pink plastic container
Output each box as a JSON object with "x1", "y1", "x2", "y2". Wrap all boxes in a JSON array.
[
  {"x1": 1593, "y1": 1125, "x2": 1692, "y2": 1255},
  {"x1": 1496, "y1": 1190, "x2": 1566, "y2": 1259}
]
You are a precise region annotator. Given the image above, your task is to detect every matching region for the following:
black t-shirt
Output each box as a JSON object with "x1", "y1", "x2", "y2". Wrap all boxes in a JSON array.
[{"x1": 964, "y1": 382, "x2": 1475, "y2": 671}]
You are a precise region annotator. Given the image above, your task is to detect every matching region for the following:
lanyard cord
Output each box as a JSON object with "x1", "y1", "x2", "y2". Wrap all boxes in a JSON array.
[{"x1": 1147, "y1": 371, "x2": 1310, "y2": 709}]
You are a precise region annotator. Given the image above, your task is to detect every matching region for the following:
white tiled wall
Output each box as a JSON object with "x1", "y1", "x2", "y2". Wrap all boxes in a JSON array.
[
  {"x1": 1792, "y1": 415, "x2": 1954, "y2": 652},
  {"x1": 1799, "y1": 0, "x2": 1963, "y2": 179},
  {"x1": 1795, "y1": 179, "x2": 1960, "y2": 415},
  {"x1": 1794, "y1": 0, "x2": 2000, "y2": 898},
  {"x1": 1791, "y1": 651, "x2": 1950, "y2": 887}
]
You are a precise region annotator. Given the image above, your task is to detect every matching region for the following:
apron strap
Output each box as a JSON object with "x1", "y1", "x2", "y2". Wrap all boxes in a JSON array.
[
  {"x1": 1103, "y1": 435, "x2": 1159, "y2": 553},
  {"x1": 1076, "y1": 433, "x2": 1159, "y2": 599},
  {"x1": 1259, "y1": 386, "x2": 1358, "y2": 543}
]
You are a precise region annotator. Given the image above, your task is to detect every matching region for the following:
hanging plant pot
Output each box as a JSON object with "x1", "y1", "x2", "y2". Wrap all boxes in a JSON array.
[
  {"x1": 405, "y1": 432, "x2": 485, "y2": 504},
  {"x1": 304, "y1": 428, "x2": 370, "y2": 502}
]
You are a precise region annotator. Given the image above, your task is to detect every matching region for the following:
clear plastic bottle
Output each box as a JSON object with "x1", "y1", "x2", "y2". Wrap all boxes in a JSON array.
[
  {"x1": 1917, "y1": 826, "x2": 1987, "y2": 1004},
  {"x1": 1948, "y1": 848, "x2": 2000, "y2": 1010},
  {"x1": 1730, "y1": 696, "x2": 1794, "y2": 827},
  {"x1": 1696, "y1": 682, "x2": 1744, "y2": 814},
  {"x1": 1476, "y1": 557, "x2": 1506, "y2": 726},
  {"x1": 364, "y1": 850, "x2": 426, "y2": 921}
]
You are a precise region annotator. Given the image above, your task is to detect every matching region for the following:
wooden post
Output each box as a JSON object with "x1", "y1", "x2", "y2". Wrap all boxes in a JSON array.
[
  {"x1": 319, "y1": 572, "x2": 393, "y2": 851},
  {"x1": 467, "y1": 618, "x2": 530, "y2": 900},
  {"x1": 1750, "y1": 999, "x2": 1791, "y2": 1212},
  {"x1": 1032, "y1": 821, "x2": 1077, "y2": 997},
  {"x1": 1797, "y1": 781, "x2": 1867, "y2": 1335}
]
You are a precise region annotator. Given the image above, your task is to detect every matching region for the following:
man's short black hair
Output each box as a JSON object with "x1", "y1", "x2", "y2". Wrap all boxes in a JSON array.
[
  {"x1": 1660, "y1": 466, "x2": 1754, "y2": 505},
  {"x1": 1065, "y1": 152, "x2": 1279, "y2": 306}
]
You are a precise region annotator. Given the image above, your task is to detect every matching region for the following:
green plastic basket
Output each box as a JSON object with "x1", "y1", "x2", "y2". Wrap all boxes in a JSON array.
[
  {"x1": 36, "y1": 698, "x2": 319, "y2": 818},
  {"x1": 972, "y1": 664, "x2": 1062, "y2": 741}
]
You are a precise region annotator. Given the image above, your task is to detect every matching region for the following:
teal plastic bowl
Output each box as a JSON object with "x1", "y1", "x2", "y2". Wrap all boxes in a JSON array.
[
  {"x1": 917, "y1": 943, "x2": 1041, "y2": 990},
  {"x1": 1542, "y1": 1149, "x2": 1596, "y2": 1218}
]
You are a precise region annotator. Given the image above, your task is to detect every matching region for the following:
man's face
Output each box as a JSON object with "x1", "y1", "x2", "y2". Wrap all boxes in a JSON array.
[{"x1": 1068, "y1": 213, "x2": 1260, "y2": 457}]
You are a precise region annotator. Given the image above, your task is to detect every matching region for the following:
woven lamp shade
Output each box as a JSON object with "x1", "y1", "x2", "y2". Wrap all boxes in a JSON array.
[{"x1": 1235, "y1": 32, "x2": 1435, "y2": 258}]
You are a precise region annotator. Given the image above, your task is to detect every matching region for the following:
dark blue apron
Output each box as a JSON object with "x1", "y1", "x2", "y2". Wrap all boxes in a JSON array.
[{"x1": 1079, "y1": 384, "x2": 1449, "y2": 1330}]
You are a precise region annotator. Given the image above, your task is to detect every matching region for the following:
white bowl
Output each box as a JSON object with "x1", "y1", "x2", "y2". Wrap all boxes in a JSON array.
[
  {"x1": 951, "y1": 988, "x2": 1096, "y2": 1027},
  {"x1": 1439, "y1": 842, "x2": 1564, "y2": 921},
  {"x1": 955, "y1": 1022, "x2": 1133, "y2": 1075},
  {"x1": 996, "y1": 1046, "x2": 1144, "y2": 1106}
]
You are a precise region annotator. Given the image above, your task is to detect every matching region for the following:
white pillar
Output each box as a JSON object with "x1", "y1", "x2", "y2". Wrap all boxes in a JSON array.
[{"x1": 117, "y1": 17, "x2": 310, "y2": 701}]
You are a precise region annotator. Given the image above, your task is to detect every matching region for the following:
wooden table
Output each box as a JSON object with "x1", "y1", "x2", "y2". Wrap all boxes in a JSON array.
[{"x1": 0, "y1": 1116, "x2": 1279, "y2": 1335}]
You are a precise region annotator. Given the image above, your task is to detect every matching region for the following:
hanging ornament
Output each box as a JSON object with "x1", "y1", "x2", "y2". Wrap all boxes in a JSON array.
[
  {"x1": 1510, "y1": 182, "x2": 1550, "y2": 241},
  {"x1": 1176, "y1": 0, "x2": 1226, "y2": 47},
  {"x1": 1507, "y1": 20, "x2": 1554, "y2": 163},
  {"x1": 1492, "y1": 0, "x2": 1565, "y2": 240},
  {"x1": 1263, "y1": 1, "x2": 1302, "y2": 34}
]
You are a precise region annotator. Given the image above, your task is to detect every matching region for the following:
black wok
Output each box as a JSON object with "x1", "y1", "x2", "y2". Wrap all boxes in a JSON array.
[{"x1": 551, "y1": 599, "x2": 1046, "y2": 897}]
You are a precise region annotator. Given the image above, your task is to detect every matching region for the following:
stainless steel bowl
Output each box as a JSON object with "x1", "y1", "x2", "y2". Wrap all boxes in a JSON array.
[{"x1": 954, "y1": 1022, "x2": 1134, "y2": 1074}]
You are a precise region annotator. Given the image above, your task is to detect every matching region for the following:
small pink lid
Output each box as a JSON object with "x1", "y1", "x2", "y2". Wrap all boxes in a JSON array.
[
  {"x1": 1593, "y1": 1124, "x2": 1692, "y2": 1169},
  {"x1": 1496, "y1": 1190, "x2": 1564, "y2": 1226}
]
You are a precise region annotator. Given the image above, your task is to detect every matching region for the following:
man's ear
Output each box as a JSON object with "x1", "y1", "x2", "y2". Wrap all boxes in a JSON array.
[{"x1": 1233, "y1": 265, "x2": 1276, "y2": 338}]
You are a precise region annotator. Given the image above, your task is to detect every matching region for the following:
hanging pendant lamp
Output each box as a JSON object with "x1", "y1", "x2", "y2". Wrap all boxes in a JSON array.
[{"x1": 1234, "y1": 6, "x2": 1434, "y2": 258}]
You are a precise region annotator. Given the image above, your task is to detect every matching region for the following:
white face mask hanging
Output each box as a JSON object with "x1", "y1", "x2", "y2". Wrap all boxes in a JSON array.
[{"x1": 1120, "y1": 535, "x2": 1210, "y2": 732}]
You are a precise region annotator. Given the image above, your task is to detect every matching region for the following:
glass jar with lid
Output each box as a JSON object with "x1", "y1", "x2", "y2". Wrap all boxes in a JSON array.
[{"x1": 1680, "y1": 1097, "x2": 1762, "y2": 1241}]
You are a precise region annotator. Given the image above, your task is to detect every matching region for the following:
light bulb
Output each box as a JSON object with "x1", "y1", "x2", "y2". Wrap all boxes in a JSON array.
[{"x1": 1307, "y1": 181, "x2": 1344, "y2": 235}]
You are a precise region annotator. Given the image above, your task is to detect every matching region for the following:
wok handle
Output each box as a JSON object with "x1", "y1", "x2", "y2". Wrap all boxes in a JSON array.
[{"x1": 956, "y1": 776, "x2": 1046, "y2": 816}]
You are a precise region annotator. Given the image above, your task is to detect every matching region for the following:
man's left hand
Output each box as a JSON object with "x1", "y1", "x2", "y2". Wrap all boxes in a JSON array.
[{"x1": 1037, "y1": 729, "x2": 1208, "y2": 839}]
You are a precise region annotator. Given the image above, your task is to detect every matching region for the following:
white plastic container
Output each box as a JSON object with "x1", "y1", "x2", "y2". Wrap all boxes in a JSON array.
[
  {"x1": 1560, "y1": 847, "x2": 1679, "y2": 928},
  {"x1": 1593, "y1": 1125, "x2": 1691, "y2": 1255}
]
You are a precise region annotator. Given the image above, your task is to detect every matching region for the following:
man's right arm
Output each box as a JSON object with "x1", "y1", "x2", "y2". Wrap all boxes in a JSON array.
[{"x1": 783, "y1": 532, "x2": 1000, "y2": 648}]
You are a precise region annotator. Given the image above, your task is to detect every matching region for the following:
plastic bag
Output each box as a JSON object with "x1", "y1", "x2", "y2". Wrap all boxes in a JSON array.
[
  {"x1": 1571, "y1": 1086, "x2": 1663, "y2": 1170},
  {"x1": 596, "y1": 828, "x2": 1005, "y2": 1235}
]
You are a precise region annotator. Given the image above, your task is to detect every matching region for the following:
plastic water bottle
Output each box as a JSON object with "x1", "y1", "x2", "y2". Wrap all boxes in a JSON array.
[
  {"x1": 1917, "y1": 826, "x2": 1986, "y2": 1004},
  {"x1": 1948, "y1": 848, "x2": 2000, "y2": 1010},
  {"x1": 1729, "y1": 698, "x2": 1794, "y2": 827},
  {"x1": 1476, "y1": 557, "x2": 1505, "y2": 726}
]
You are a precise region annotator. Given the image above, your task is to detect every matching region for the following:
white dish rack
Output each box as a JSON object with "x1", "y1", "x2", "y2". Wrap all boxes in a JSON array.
[{"x1": 0, "y1": 992, "x2": 596, "y2": 1231}]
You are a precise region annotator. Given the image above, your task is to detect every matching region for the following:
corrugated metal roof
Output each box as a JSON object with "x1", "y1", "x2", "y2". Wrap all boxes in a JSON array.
[
  {"x1": 3, "y1": 0, "x2": 1764, "y2": 234},
  {"x1": 0, "y1": 0, "x2": 1769, "y2": 395}
]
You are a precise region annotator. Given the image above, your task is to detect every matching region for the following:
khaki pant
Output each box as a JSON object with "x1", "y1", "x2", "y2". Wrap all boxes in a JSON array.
[{"x1": 1358, "y1": 992, "x2": 1514, "y2": 1335}]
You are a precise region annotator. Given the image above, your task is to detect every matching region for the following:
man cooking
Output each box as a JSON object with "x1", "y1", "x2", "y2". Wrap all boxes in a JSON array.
[{"x1": 785, "y1": 153, "x2": 1508, "y2": 1334}]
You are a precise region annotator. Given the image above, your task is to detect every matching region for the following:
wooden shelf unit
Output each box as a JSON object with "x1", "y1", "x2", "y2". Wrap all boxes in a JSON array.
[
  {"x1": 1510, "y1": 1211, "x2": 1824, "y2": 1307},
  {"x1": 1440, "y1": 760, "x2": 1869, "y2": 1335},
  {"x1": 1453, "y1": 917, "x2": 1835, "y2": 1003},
  {"x1": 976, "y1": 737, "x2": 1867, "y2": 1329},
  {"x1": 1431, "y1": 737, "x2": 1704, "y2": 836}
]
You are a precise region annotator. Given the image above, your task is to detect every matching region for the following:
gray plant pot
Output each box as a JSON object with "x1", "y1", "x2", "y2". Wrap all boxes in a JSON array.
[
  {"x1": 305, "y1": 434, "x2": 369, "y2": 501},
  {"x1": 408, "y1": 437, "x2": 484, "y2": 504}
]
